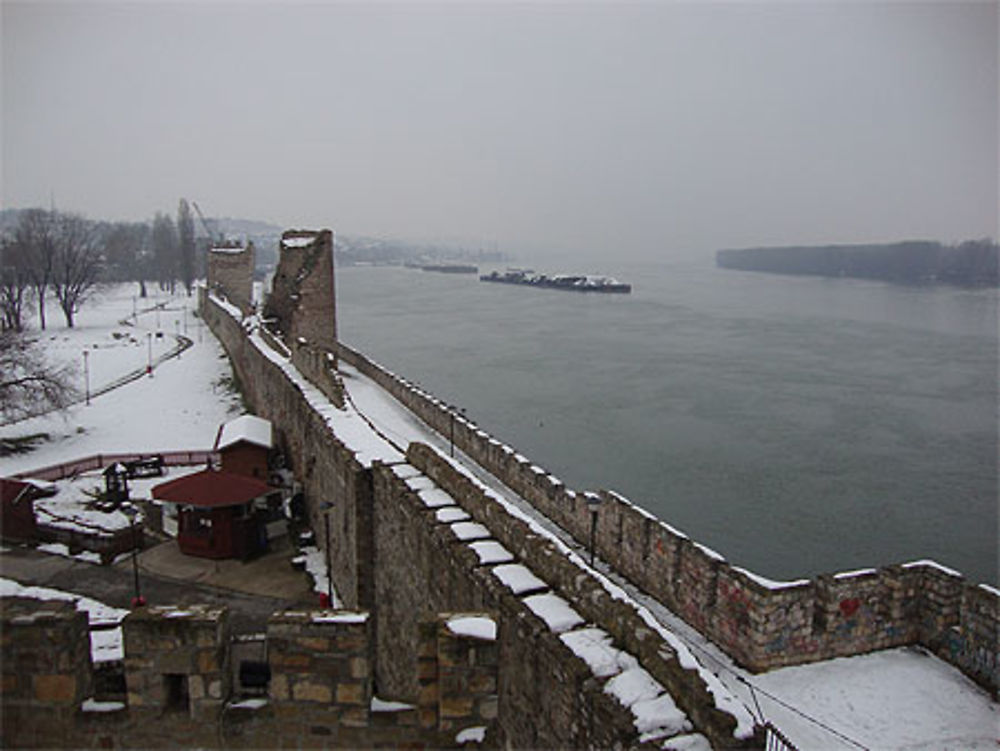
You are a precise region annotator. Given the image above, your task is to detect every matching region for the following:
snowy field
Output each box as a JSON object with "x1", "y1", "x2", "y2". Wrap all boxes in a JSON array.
[
  {"x1": 1, "y1": 284, "x2": 996, "y2": 748},
  {"x1": 0, "y1": 284, "x2": 242, "y2": 475}
]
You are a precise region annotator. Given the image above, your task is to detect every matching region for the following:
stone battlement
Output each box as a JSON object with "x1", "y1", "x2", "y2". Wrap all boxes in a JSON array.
[{"x1": 1, "y1": 597, "x2": 500, "y2": 749}]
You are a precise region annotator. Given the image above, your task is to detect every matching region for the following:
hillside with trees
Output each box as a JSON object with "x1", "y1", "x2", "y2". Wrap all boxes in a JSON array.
[{"x1": 716, "y1": 240, "x2": 998, "y2": 286}]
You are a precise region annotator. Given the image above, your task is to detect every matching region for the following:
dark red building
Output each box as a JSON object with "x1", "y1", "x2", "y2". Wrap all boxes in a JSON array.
[
  {"x1": 213, "y1": 414, "x2": 273, "y2": 481},
  {"x1": 0, "y1": 477, "x2": 52, "y2": 542},
  {"x1": 152, "y1": 414, "x2": 280, "y2": 560},
  {"x1": 152, "y1": 469, "x2": 275, "y2": 560}
]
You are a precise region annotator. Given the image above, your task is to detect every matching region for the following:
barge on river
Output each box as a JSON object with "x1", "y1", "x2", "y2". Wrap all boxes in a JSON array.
[{"x1": 480, "y1": 269, "x2": 632, "y2": 294}]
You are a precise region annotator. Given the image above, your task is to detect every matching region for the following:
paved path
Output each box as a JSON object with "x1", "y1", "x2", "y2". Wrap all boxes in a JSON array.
[{"x1": 0, "y1": 541, "x2": 314, "y2": 634}]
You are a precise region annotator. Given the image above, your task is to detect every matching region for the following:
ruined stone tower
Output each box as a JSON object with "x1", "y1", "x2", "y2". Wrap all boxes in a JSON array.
[
  {"x1": 264, "y1": 230, "x2": 337, "y2": 352},
  {"x1": 206, "y1": 242, "x2": 255, "y2": 316}
]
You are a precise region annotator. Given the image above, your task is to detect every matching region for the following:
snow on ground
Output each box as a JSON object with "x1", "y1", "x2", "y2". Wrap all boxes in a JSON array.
[
  {"x1": 31, "y1": 467, "x2": 203, "y2": 539},
  {"x1": 0, "y1": 285, "x2": 242, "y2": 476},
  {"x1": 0, "y1": 577, "x2": 128, "y2": 662}
]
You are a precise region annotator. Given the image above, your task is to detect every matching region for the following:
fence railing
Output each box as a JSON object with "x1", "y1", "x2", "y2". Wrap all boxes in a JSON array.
[
  {"x1": 15, "y1": 451, "x2": 218, "y2": 482},
  {"x1": 763, "y1": 722, "x2": 800, "y2": 751}
]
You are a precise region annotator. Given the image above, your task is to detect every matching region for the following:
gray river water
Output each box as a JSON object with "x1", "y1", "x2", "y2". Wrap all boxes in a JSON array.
[{"x1": 336, "y1": 256, "x2": 998, "y2": 585}]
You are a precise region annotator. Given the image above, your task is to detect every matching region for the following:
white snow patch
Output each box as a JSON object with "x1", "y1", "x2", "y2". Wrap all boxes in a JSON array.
[
  {"x1": 418, "y1": 487, "x2": 455, "y2": 508},
  {"x1": 0, "y1": 578, "x2": 127, "y2": 662},
  {"x1": 522, "y1": 593, "x2": 585, "y2": 633},
  {"x1": 436, "y1": 507, "x2": 470, "y2": 523},
  {"x1": 446, "y1": 616, "x2": 497, "y2": 641},
  {"x1": 560, "y1": 628, "x2": 637, "y2": 678},
  {"x1": 36, "y1": 543, "x2": 103, "y2": 565},
  {"x1": 229, "y1": 697, "x2": 268, "y2": 710},
  {"x1": 902, "y1": 559, "x2": 964, "y2": 578},
  {"x1": 632, "y1": 692, "x2": 691, "y2": 736},
  {"x1": 405, "y1": 476, "x2": 436, "y2": 492},
  {"x1": 491, "y1": 564, "x2": 547, "y2": 595},
  {"x1": 468, "y1": 540, "x2": 514, "y2": 565},
  {"x1": 371, "y1": 696, "x2": 414, "y2": 712},
  {"x1": 281, "y1": 236, "x2": 315, "y2": 248},
  {"x1": 732, "y1": 567, "x2": 811, "y2": 590},
  {"x1": 834, "y1": 568, "x2": 878, "y2": 580},
  {"x1": 311, "y1": 612, "x2": 368, "y2": 624},
  {"x1": 216, "y1": 414, "x2": 272, "y2": 450},
  {"x1": 455, "y1": 725, "x2": 487, "y2": 744},
  {"x1": 450, "y1": 521, "x2": 490, "y2": 541},
  {"x1": 656, "y1": 733, "x2": 712, "y2": 751}
]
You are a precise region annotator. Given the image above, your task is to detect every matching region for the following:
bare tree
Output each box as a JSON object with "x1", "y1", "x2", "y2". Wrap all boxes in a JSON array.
[
  {"x1": 151, "y1": 212, "x2": 178, "y2": 293},
  {"x1": 16, "y1": 209, "x2": 57, "y2": 330},
  {"x1": 0, "y1": 330, "x2": 78, "y2": 423},
  {"x1": 177, "y1": 199, "x2": 196, "y2": 296},
  {"x1": 0, "y1": 233, "x2": 33, "y2": 332},
  {"x1": 51, "y1": 213, "x2": 103, "y2": 328}
]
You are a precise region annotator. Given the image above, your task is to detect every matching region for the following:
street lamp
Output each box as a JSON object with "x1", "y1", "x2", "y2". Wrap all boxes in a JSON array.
[
  {"x1": 319, "y1": 501, "x2": 334, "y2": 607},
  {"x1": 82, "y1": 350, "x2": 90, "y2": 405},
  {"x1": 122, "y1": 505, "x2": 145, "y2": 607},
  {"x1": 449, "y1": 405, "x2": 467, "y2": 458},
  {"x1": 586, "y1": 493, "x2": 602, "y2": 566}
]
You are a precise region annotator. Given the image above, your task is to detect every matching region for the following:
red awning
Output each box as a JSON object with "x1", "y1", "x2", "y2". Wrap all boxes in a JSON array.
[{"x1": 152, "y1": 469, "x2": 272, "y2": 508}]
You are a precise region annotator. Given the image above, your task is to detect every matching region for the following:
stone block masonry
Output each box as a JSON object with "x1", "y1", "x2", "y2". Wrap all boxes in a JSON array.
[
  {"x1": 1, "y1": 597, "x2": 93, "y2": 748},
  {"x1": 371, "y1": 456, "x2": 753, "y2": 748},
  {"x1": 207, "y1": 242, "x2": 256, "y2": 315},
  {"x1": 265, "y1": 230, "x2": 337, "y2": 353},
  {"x1": 0, "y1": 597, "x2": 502, "y2": 749},
  {"x1": 123, "y1": 603, "x2": 231, "y2": 721}
]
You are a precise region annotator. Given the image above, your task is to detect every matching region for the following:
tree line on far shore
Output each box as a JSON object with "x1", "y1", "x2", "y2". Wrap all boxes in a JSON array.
[
  {"x1": 716, "y1": 239, "x2": 999, "y2": 286},
  {"x1": 0, "y1": 200, "x2": 200, "y2": 332}
]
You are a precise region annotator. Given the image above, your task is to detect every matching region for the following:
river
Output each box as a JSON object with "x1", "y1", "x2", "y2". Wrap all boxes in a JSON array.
[{"x1": 336, "y1": 256, "x2": 998, "y2": 585}]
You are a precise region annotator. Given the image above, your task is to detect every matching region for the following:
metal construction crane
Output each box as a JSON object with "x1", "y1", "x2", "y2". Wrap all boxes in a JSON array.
[{"x1": 191, "y1": 201, "x2": 223, "y2": 246}]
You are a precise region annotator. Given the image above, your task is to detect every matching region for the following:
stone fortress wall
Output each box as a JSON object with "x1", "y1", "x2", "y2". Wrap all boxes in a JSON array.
[
  {"x1": 200, "y1": 285, "x2": 754, "y2": 748},
  {"x1": 335, "y1": 341, "x2": 999, "y2": 694},
  {"x1": 0, "y1": 596, "x2": 499, "y2": 749}
]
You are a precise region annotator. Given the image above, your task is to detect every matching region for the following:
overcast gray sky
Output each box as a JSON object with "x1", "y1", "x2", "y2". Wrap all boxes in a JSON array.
[{"x1": 2, "y1": 1, "x2": 997, "y2": 259}]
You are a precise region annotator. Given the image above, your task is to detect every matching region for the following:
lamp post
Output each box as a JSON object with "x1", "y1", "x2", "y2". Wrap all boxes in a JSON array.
[
  {"x1": 122, "y1": 506, "x2": 145, "y2": 607},
  {"x1": 449, "y1": 406, "x2": 466, "y2": 458},
  {"x1": 82, "y1": 350, "x2": 90, "y2": 405},
  {"x1": 586, "y1": 493, "x2": 602, "y2": 566},
  {"x1": 319, "y1": 501, "x2": 334, "y2": 607},
  {"x1": 146, "y1": 332, "x2": 153, "y2": 376}
]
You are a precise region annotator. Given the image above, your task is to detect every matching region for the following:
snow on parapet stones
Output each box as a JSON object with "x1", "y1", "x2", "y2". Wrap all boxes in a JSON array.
[
  {"x1": 446, "y1": 615, "x2": 497, "y2": 641},
  {"x1": 414, "y1": 442, "x2": 757, "y2": 740},
  {"x1": 468, "y1": 541, "x2": 515, "y2": 565},
  {"x1": 522, "y1": 593, "x2": 586, "y2": 634},
  {"x1": 436, "y1": 507, "x2": 471, "y2": 523},
  {"x1": 491, "y1": 564, "x2": 547, "y2": 595}
]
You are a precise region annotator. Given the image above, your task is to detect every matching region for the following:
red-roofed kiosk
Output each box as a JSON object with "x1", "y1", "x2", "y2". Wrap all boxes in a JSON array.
[{"x1": 153, "y1": 415, "x2": 279, "y2": 560}]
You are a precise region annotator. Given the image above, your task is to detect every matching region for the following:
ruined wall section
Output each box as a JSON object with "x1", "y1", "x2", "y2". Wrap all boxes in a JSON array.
[
  {"x1": 338, "y1": 342, "x2": 1000, "y2": 693},
  {"x1": 207, "y1": 243, "x2": 256, "y2": 316},
  {"x1": 265, "y1": 230, "x2": 337, "y2": 351},
  {"x1": 261, "y1": 230, "x2": 342, "y2": 406}
]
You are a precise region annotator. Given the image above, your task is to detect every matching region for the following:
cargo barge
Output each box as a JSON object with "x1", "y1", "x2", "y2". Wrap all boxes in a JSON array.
[{"x1": 480, "y1": 269, "x2": 631, "y2": 294}]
